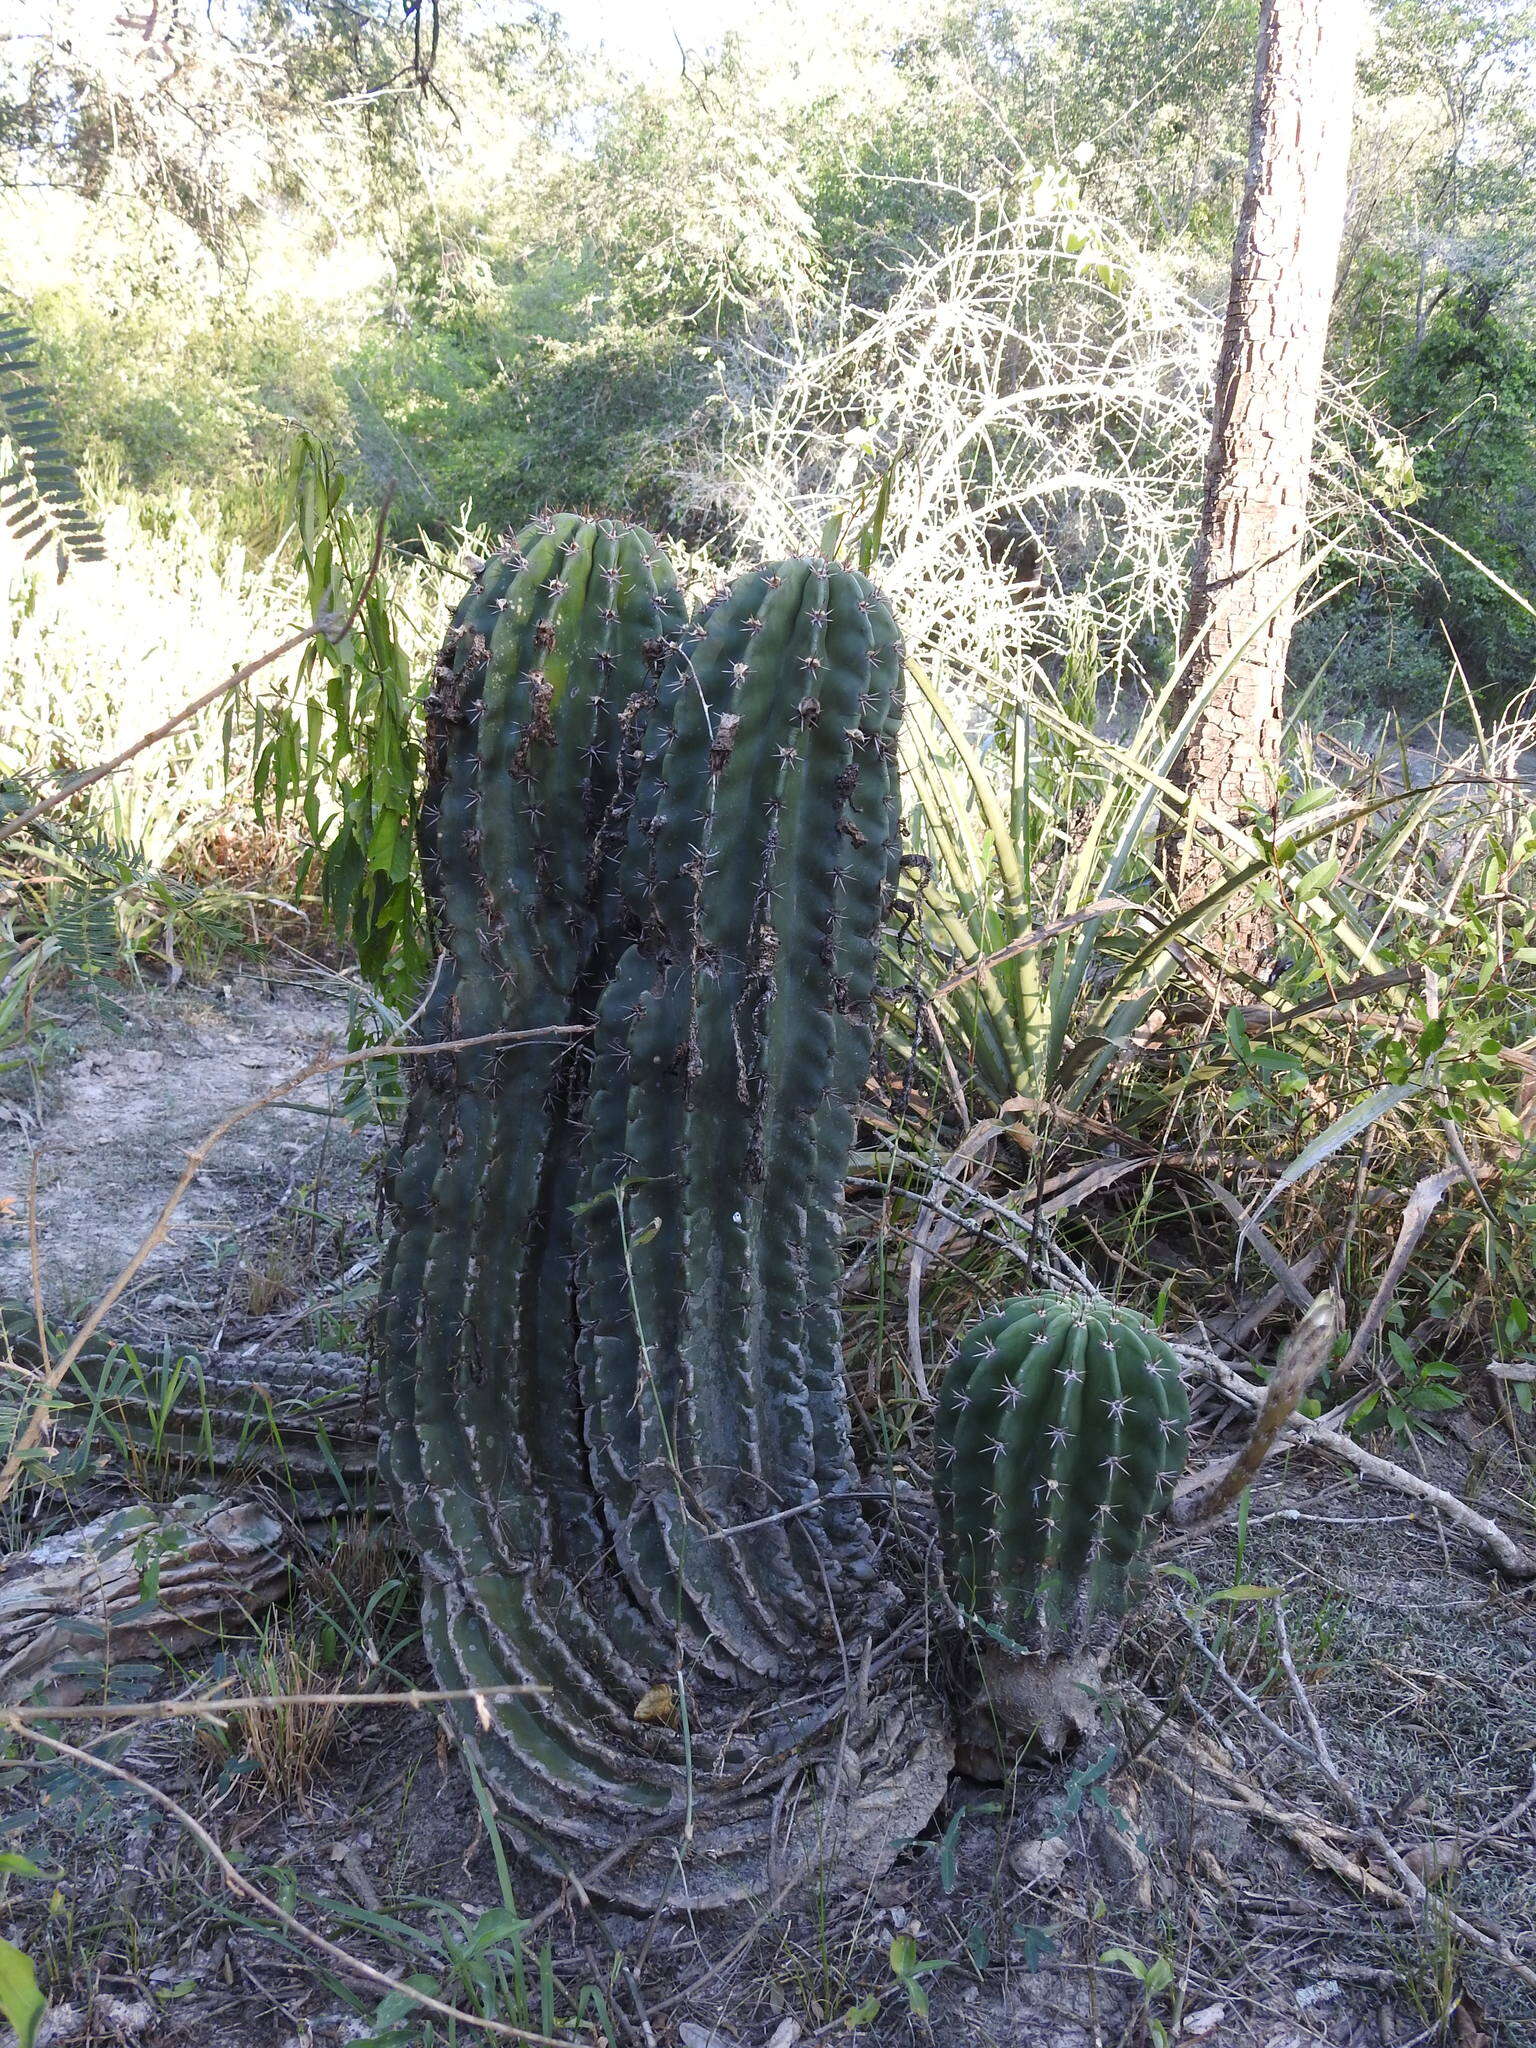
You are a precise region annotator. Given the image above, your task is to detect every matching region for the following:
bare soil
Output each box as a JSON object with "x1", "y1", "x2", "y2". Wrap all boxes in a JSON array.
[{"x1": 0, "y1": 971, "x2": 367, "y2": 1322}]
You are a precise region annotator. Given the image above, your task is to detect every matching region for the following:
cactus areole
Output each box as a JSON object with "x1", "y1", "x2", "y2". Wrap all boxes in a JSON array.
[
  {"x1": 936, "y1": 1293, "x2": 1190, "y2": 1657},
  {"x1": 379, "y1": 518, "x2": 951, "y2": 1905}
]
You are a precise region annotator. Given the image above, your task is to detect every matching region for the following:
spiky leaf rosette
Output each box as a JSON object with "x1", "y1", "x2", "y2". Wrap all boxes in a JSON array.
[{"x1": 935, "y1": 1293, "x2": 1189, "y2": 1655}]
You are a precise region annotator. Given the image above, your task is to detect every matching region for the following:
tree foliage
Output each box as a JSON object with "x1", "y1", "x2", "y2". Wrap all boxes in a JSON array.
[
  {"x1": 0, "y1": 294, "x2": 104, "y2": 574},
  {"x1": 2, "y1": 0, "x2": 1533, "y2": 702}
]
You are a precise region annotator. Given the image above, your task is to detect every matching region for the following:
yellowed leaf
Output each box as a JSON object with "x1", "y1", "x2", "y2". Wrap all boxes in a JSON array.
[{"x1": 633, "y1": 1682, "x2": 678, "y2": 1727}]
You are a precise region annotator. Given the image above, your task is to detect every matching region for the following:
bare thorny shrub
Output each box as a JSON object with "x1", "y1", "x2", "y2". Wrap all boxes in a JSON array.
[{"x1": 704, "y1": 174, "x2": 1396, "y2": 712}]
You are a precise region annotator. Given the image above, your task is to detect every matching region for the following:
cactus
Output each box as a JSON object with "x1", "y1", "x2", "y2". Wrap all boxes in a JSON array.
[
  {"x1": 935, "y1": 1293, "x2": 1189, "y2": 1656},
  {"x1": 577, "y1": 557, "x2": 905, "y2": 1675},
  {"x1": 380, "y1": 514, "x2": 696, "y2": 1867},
  {"x1": 380, "y1": 531, "x2": 950, "y2": 1903}
]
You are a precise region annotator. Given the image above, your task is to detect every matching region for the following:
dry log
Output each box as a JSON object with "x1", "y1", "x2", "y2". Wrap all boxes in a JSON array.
[{"x1": 0, "y1": 1494, "x2": 290, "y2": 1704}]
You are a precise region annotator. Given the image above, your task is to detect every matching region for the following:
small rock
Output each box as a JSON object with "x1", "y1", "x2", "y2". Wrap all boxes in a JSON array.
[
  {"x1": 679, "y1": 2026, "x2": 738, "y2": 2048},
  {"x1": 1404, "y1": 1836, "x2": 1464, "y2": 1883},
  {"x1": 1009, "y1": 1834, "x2": 1071, "y2": 1885},
  {"x1": 1181, "y1": 2004, "x2": 1225, "y2": 2038}
]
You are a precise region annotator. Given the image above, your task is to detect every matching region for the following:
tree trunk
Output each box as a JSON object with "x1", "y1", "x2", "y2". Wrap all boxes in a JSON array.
[{"x1": 1175, "y1": 0, "x2": 1363, "y2": 969}]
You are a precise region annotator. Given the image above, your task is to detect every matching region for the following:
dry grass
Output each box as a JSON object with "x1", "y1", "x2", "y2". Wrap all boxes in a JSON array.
[{"x1": 210, "y1": 1621, "x2": 345, "y2": 1804}]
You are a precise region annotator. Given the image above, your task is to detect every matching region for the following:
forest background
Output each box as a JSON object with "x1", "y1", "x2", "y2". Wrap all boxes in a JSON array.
[{"x1": 8, "y1": 0, "x2": 1535, "y2": 714}]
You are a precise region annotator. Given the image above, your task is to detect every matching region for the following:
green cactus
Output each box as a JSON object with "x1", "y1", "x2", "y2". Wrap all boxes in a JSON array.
[
  {"x1": 379, "y1": 531, "x2": 946, "y2": 1904},
  {"x1": 935, "y1": 1293, "x2": 1189, "y2": 1655},
  {"x1": 577, "y1": 557, "x2": 906, "y2": 1676},
  {"x1": 380, "y1": 514, "x2": 695, "y2": 1863}
]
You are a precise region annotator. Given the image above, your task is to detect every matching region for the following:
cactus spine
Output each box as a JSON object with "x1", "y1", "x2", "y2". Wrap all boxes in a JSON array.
[{"x1": 935, "y1": 1294, "x2": 1189, "y2": 1654}]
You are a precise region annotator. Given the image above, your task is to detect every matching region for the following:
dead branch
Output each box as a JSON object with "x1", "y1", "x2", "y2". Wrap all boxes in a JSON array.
[
  {"x1": 1337, "y1": 1168, "x2": 1463, "y2": 1378},
  {"x1": 1189, "y1": 1345, "x2": 1536, "y2": 1578},
  {"x1": 1270, "y1": 1604, "x2": 1536, "y2": 1995},
  {"x1": 0, "y1": 1496, "x2": 289, "y2": 1704},
  {"x1": 0, "y1": 625, "x2": 320, "y2": 847},
  {"x1": 2, "y1": 1683, "x2": 546, "y2": 1724},
  {"x1": 0, "y1": 487, "x2": 396, "y2": 848},
  {"x1": 1144, "y1": 1716, "x2": 1408, "y2": 1908},
  {"x1": 1199, "y1": 1177, "x2": 1317, "y2": 1309},
  {"x1": 930, "y1": 897, "x2": 1139, "y2": 998},
  {"x1": 906, "y1": 1120, "x2": 1003, "y2": 1400}
]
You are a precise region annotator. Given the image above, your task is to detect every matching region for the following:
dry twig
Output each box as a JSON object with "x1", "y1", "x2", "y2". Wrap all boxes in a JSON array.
[
  {"x1": 0, "y1": 488, "x2": 396, "y2": 849},
  {"x1": 0, "y1": 1021, "x2": 586, "y2": 1507},
  {"x1": 1170, "y1": 1289, "x2": 1341, "y2": 1527},
  {"x1": 0, "y1": 1716, "x2": 576, "y2": 2045},
  {"x1": 1189, "y1": 1347, "x2": 1536, "y2": 1578}
]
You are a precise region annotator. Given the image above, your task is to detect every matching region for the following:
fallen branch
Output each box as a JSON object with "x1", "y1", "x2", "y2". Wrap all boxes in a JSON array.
[
  {"x1": 1149, "y1": 1658, "x2": 1536, "y2": 2001},
  {"x1": 1271, "y1": 1604, "x2": 1536, "y2": 1996},
  {"x1": 1145, "y1": 1716, "x2": 1409, "y2": 1909},
  {"x1": 1190, "y1": 1346, "x2": 1536, "y2": 1578},
  {"x1": 1, "y1": 1682, "x2": 545, "y2": 1725},
  {"x1": 0, "y1": 1495, "x2": 289, "y2": 1704},
  {"x1": 0, "y1": 1312, "x2": 378, "y2": 1495}
]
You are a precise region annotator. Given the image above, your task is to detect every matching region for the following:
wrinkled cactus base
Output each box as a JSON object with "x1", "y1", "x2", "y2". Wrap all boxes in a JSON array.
[
  {"x1": 953, "y1": 1646, "x2": 1106, "y2": 1780},
  {"x1": 436, "y1": 1640, "x2": 956, "y2": 1909}
]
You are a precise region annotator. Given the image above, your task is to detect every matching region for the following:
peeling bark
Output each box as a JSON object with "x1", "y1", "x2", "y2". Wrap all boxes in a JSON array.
[{"x1": 0, "y1": 1496, "x2": 289, "y2": 1704}]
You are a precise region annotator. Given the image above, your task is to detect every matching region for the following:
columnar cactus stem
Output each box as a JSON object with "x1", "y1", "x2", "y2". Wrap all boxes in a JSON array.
[
  {"x1": 577, "y1": 560, "x2": 906, "y2": 1674},
  {"x1": 381, "y1": 530, "x2": 949, "y2": 1902},
  {"x1": 935, "y1": 1293, "x2": 1189, "y2": 1655},
  {"x1": 381, "y1": 515, "x2": 693, "y2": 1844}
]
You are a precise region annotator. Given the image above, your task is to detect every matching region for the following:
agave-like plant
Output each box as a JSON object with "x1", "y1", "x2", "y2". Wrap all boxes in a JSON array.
[{"x1": 899, "y1": 637, "x2": 1223, "y2": 1112}]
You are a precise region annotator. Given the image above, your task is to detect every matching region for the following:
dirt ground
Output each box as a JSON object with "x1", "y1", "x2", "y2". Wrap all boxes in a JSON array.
[
  {"x1": 2, "y1": 978, "x2": 1534, "y2": 2048},
  {"x1": 0, "y1": 972, "x2": 368, "y2": 1320}
]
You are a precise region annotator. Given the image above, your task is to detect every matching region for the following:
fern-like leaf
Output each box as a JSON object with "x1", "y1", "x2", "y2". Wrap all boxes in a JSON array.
[{"x1": 0, "y1": 298, "x2": 105, "y2": 579}]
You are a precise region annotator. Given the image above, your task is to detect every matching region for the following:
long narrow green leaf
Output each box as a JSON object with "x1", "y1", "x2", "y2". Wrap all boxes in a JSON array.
[{"x1": 1243, "y1": 1083, "x2": 1422, "y2": 1238}]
